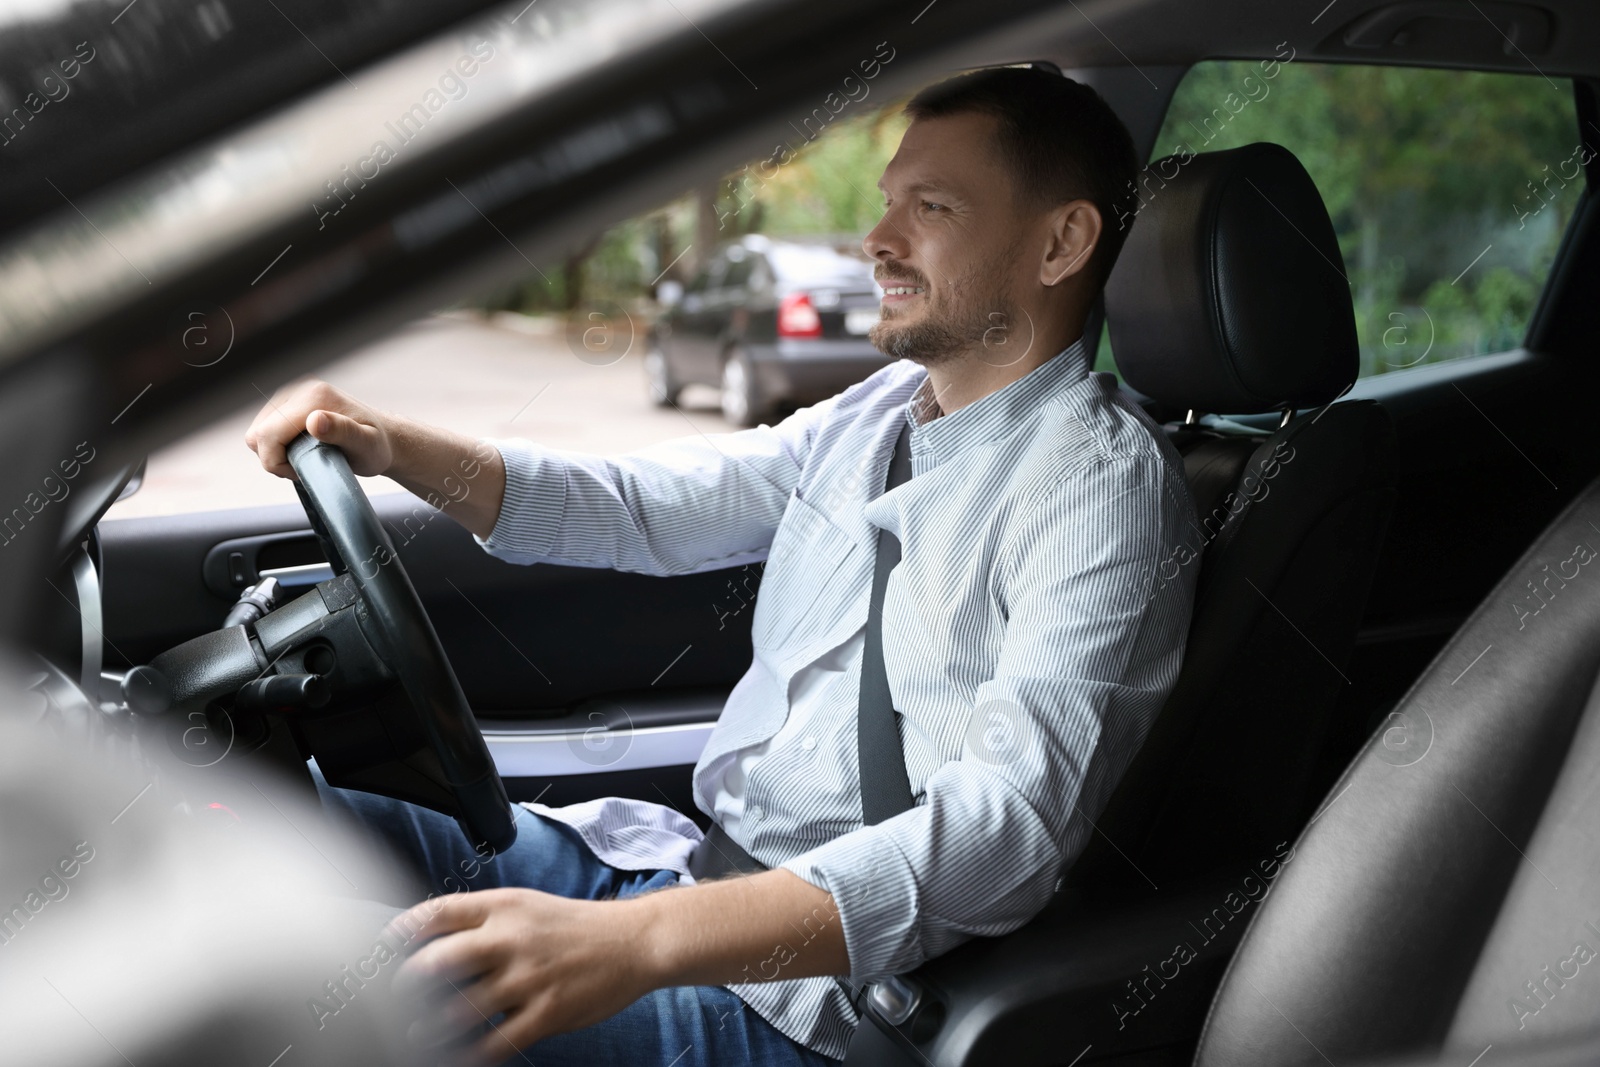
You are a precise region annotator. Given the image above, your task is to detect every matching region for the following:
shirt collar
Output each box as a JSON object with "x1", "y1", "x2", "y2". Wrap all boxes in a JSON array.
[{"x1": 904, "y1": 335, "x2": 1092, "y2": 467}]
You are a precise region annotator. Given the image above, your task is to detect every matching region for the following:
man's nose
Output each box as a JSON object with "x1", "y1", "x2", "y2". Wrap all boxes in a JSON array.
[{"x1": 863, "y1": 207, "x2": 910, "y2": 263}]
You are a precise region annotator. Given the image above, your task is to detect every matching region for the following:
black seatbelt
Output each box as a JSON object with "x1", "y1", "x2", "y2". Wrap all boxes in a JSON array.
[
  {"x1": 857, "y1": 420, "x2": 917, "y2": 826},
  {"x1": 691, "y1": 419, "x2": 916, "y2": 878},
  {"x1": 686, "y1": 421, "x2": 918, "y2": 1002}
]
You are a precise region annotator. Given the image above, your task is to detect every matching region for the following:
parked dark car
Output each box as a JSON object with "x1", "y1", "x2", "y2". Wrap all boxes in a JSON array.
[{"x1": 645, "y1": 234, "x2": 889, "y2": 425}]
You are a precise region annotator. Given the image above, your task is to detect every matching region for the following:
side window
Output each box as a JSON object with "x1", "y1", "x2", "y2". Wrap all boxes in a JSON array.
[
  {"x1": 686, "y1": 257, "x2": 724, "y2": 294},
  {"x1": 1115, "y1": 61, "x2": 1582, "y2": 381},
  {"x1": 748, "y1": 254, "x2": 773, "y2": 291},
  {"x1": 721, "y1": 245, "x2": 751, "y2": 290},
  {"x1": 723, "y1": 257, "x2": 752, "y2": 290}
]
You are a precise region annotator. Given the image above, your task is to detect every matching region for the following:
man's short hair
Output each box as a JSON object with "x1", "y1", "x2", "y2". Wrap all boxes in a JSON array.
[{"x1": 904, "y1": 66, "x2": 1139, "y2": 290}]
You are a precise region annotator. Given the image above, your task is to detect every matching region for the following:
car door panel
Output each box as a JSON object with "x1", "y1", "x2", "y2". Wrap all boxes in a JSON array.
[
  {"x1": 1312, "y1": 346, "x2": 1600, "y2": 794},
  {"x1": 484, "y1": 694, "x2": 723, "y2": 824},
  {"x1": 97, "y1": 492, "x2": 759, "y2": 816}
]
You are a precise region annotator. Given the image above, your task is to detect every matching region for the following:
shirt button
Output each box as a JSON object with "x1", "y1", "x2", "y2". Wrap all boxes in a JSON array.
[
  {"x1": 749, "y1": 805, "x2": 763, "y2": 821},
  {"x1": 801, "y1": 736, "x2": 816, "y2": 751}
]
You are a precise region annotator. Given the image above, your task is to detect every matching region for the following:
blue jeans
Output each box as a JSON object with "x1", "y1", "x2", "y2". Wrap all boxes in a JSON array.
[{"x1": 310, "y1": 767, "x2": 842, "y2": 1067}]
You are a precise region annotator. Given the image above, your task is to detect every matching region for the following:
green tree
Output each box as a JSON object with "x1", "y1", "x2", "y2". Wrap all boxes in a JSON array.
[
  {"x1": 1149, "y1": 61, "x2": 1581, "y2": 375},
  {"x1": 751, "y1": 106, "x2": 909, "y2": 235}
]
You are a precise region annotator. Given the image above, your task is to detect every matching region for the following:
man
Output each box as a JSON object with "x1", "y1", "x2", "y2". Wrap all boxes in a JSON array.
[{"x1": 245, "y1": 67, "x2": 1198, "y2": 1067}]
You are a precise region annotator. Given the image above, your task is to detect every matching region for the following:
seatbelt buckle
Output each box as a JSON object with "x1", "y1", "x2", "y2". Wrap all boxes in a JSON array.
[{"x1": 834, "y1": 973, "x2": 924, "y2": 1026}]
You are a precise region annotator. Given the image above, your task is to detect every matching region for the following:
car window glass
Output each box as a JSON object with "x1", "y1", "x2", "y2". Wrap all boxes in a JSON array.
[
  {"x1": 766, "y1": 245, "x2": 875, "y2": 288},
  {"x1": 1099, "y1": 61, "x2": 1581, "y2": 384},
  {"x1": 748, "y1": 255, "x2": 773, "y2": 290},
  {"x1": 723, "y1": 257, "x2": 752, "y2": 289},
  {"x1": 688, "y1": 257, "x2": 725, "y2": 293},
  {"x1": 103, "y1": 105, "x2": 907, "y2": 519}
]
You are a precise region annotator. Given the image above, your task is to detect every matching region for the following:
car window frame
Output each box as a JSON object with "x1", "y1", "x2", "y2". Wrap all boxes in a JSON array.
[{"x1": 1140, "y1": 58, "x2": 1589, "y2": 377}]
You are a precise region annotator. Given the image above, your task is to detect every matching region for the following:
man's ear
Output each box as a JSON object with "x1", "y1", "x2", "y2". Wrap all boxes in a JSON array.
[{"x1": 1040, "y1": 199, "x2": 1102, "y2": 288}]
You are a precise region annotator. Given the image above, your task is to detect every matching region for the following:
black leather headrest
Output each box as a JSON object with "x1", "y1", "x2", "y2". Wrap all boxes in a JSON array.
[{"x1": 1105, "y1": 142, "x2": 1357, "y2": 414}]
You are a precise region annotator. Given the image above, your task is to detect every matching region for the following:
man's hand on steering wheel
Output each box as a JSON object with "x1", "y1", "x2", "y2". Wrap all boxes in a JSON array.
[
  {"x1": 245, "y1": 379, "x2": 397, "y2": 481},
  {"x1": 244, "y1": 378, "x2": 508, "y2": 543}
]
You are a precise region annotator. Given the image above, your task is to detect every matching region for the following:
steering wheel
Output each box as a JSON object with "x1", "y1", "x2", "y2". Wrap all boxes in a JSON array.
[{"x1": 286, "y1": 431, "x2": 518, "y2": 856}]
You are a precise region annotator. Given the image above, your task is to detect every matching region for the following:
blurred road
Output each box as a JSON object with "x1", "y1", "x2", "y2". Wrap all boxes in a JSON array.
[{"x1": 104, "y1": 311, "x2": 737, "y2": 519}]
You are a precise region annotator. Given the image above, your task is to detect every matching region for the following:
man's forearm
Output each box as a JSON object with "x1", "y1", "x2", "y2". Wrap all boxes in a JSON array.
[
  {"x1": 631, "y1": 867, "x2": 850, "y2": 988},
  {"x1": 384, "y1": 414, "x2": 507, "y2": 541}
]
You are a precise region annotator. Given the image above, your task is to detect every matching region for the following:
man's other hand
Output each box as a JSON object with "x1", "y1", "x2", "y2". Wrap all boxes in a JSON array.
[
  {"x1": 381, "y1": 867, "x2": 847, "y2": 1065},
  {"x1": 387, "y1": 888, "x2": 656, "y2": 1066}
]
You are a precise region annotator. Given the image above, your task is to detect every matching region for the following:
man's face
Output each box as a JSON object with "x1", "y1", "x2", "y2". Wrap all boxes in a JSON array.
[{"x1": 864, "y1": 112, "x2": 1038, "y2": 368}]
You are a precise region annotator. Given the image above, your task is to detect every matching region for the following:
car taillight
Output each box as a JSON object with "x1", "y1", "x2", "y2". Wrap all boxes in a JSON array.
[{"x1": 778, "y1": 293, "x2": 823, "y2": 338}]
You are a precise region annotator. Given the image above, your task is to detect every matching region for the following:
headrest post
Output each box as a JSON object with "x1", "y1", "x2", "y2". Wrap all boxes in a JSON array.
[
  {"x1": 1278, "y1": 408, "x2": 1294, "y2": 429},
  {"x1": 1183, "y1": 409, "x2": 1199, "y2": 426}
]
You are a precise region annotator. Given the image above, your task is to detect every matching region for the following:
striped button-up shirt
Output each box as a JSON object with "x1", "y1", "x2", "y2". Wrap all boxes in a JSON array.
[{"x1": 474, "y1": 336, "x2": 1198, "y2": 1061}]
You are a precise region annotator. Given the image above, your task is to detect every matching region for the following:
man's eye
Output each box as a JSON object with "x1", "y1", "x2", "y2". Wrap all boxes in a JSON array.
[{"x1": 921, "y1": 200, "x2": 944, "y2": 212}]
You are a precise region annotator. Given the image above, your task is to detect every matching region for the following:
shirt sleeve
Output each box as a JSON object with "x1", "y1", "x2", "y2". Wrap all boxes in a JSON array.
[
  {"x1": 471, "y1": 395, "x2": 843, "y2": 577},
  {"x1": 777, "y1": 450, "x2": 1195, "y2": 980}
]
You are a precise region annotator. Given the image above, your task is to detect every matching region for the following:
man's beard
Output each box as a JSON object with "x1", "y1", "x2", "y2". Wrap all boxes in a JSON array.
[{"x1": 868, "y1": 245, "x2": 1024, "y2": 368}]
